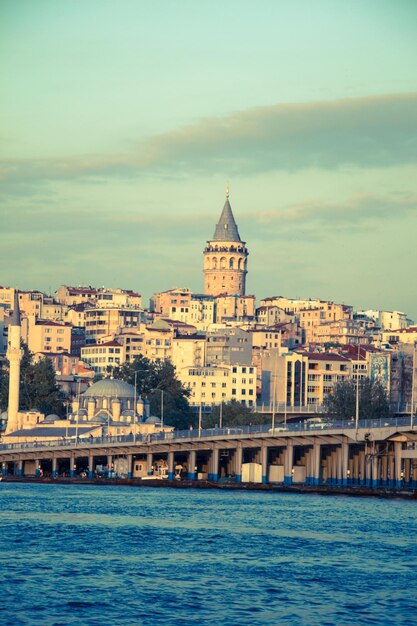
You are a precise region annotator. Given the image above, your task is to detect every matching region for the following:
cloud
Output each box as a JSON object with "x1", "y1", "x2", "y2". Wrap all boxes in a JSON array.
[
  {"x1": 1, "y1": 93, "x2": 416, "y2": 191},
  {"x1": 248, "y1": 192, "x2": 417, "y2": 231}
]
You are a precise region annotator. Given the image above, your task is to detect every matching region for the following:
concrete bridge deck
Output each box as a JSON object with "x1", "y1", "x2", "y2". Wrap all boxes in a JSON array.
[{"x1": 1, "y1": 416, "x2": 417, "y2": 490}]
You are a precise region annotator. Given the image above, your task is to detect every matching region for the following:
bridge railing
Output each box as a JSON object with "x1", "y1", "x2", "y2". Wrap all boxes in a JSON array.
[{"x1": 0, "y1": 415, "x2": 414, "y2": 452}]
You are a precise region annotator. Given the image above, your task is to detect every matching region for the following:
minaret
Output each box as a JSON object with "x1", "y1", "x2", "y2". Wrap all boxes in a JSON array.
[
  {"x1": 203, "y1": 188, "x2": 248, "y2": 296},
  {"x1": 6, "y1": 291, "x2": 23, "y2": 433}
]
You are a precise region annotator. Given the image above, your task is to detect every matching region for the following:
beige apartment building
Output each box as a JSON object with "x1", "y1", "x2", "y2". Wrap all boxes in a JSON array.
[
  {"x1": 260, "y1": 350, "x2": 351, "y2": 409},
  {"x1": 313, "y1": 319, "x2": 367, "y2": 345},
  {"x1": 151, "y1": 289, "x2": 216, "y2": 330},
  {"x1": 255, "y1": 305, "x2": 290, "y2": 326},
  {"x1": 55, "y1": 285, "x2": 142, "y2": 309},
  {"x1": 360, "y1": 309, "x2": 410, "y2": 330},
  {"x1": 179, "y1": 364, "x2": 257, "y2": 408},
  {"x1": 150, "y1": 288, "x2": 191, "y2": 320},
  {"x1": 66, "y1": 303, "x2": 89, "y2": 328},
  {"x1": 382, "y1": 327, "x2": 417, "y2": 345},
  {"x1": 0, "y1": 287, "x2": 68, "y2": 321},
  {"x1": 85, "y1": 307, "x2": 142, "y2": 344},
  {"x1": 215, "y1": 294, "x2": 255, "y2": 323},
  {"x1": 171, "y1": 335, "x2": 206, "y2": 370},
  {"x1": 189, "y1": 294, "x2": 215, "y2": 330},
  {"x1": 260, "y1": 297, "x2": 353, "y2": 343},
  {"x1": 81, "y1": 340, "x2": 125, "y2": 375},
  {"x1": 24, "y1": 318, "x2": 72, "y2": 354}
]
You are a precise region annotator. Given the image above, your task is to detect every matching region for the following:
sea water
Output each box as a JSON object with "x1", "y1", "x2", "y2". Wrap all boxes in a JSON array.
[{"x1": 1, "y1": 483, "x2": 416, "y2": 625}]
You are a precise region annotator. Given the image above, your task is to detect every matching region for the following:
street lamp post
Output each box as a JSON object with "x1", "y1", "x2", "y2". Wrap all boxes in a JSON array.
[
  {"x1": 411, "y1": 343, "x2": 416, "y2": 429},
  {"x1": 133, "y1": 369, "x2": 150, "y2": 441},
  {"x1": 355, "y1": 345, "x2": 360, "y2": 433}
]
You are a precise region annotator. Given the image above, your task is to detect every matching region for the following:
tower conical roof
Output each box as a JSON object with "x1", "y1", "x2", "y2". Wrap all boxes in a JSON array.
[
  {"x1": 9, "y1": 291, "x2": 20, "y2": 326},
  {"x1": 212, "y1": 194, "x2": 242, "y2": 243}
]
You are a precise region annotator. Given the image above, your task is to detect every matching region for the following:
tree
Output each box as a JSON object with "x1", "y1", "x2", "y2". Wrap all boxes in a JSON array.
[
  {"x1": 323, "y1": 377, "x2": 391, "y2": 421},
  {"x1": 0, "y1": 343, "x2": 65, "y2": 416},
  {"x1": 203, "y1": 400, "x2": 269, "y2": 428},
  {"x1": 113, "y1": 356, "x2": 194, "y2": 430}
]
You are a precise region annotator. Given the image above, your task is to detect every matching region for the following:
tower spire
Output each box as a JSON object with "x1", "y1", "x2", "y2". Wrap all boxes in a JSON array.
[{"x1": 212, "y1": 193, "x2": 241, "y2": 243}]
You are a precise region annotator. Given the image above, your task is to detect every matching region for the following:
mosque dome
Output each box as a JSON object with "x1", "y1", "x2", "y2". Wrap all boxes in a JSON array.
[
  {"x1": 83, "y1": 379, "x2": 135, "y2": 399},
  {"x1": 145, "y1": 415, "x2": 162, "y2": 424},
  {"x1": 44, "y1": 414, "x2": 60, "y2": 423}
]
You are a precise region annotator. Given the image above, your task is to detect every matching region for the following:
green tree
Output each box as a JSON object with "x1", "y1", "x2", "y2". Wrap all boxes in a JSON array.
[
  {"x1": 203, "y1": 400, "x2": 269, "y2": 428},
  {"x1": 114, "y1": 356, "x2": 193, "y2": 429},
  {"x1": 323, "y1": 377, "x2": 391, "y2": 421},
  {"x1": 0, "y1": 344, "x2": 65, "y2": 416}
]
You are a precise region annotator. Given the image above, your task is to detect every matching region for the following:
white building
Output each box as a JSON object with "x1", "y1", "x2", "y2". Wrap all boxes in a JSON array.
[{"x1": 178, "y1": 364, "x2": 257, "y2": 408}]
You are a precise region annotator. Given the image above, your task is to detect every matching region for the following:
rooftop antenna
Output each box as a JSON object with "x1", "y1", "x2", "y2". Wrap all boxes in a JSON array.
[{"x1": 226, "y1": 181, "x2": 229, "y2": 199}]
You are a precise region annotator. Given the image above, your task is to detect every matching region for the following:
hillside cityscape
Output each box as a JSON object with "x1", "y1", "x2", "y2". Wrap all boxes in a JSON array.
[{"x1": 1, "y1": 191, "x2": 416, "y2": 438}]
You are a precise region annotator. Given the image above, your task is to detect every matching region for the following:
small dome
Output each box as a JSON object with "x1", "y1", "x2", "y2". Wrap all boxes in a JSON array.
[
  {"x1": 145, "y1": 415, "x2": 162, "y2": 424},
  {"x1": 44, "y1": 414, "x2": 60, "y2": 423},
  {"x1": 83, "y1": 379, "x2": 135, "y2": 399}
]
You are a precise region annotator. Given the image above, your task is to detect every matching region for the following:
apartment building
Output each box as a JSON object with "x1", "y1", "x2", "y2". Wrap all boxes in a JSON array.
[
  {"x1": 205, "y1": 326, "x2": 252, "y2": 366},
  {"x1": 81, "y1": 340, "x2": 125, "y2": 375},
  {"x1": 25, "y1": 318, "x2": 72, "y2": 354},
  {"x1": 55, "y1": 285, "x2": 141, "y2": 309},
  {"x1": 179, "y1": 364, "x2": 257, "y2": 408},
  {"x1": 214, "y1": 294, "x2": 255, "y2": 323},
  {"x1": 85, "y1": 307, "x2": 142, "y2": 344},
  {"x1": 260, "y1": 350, "x2": 351, "y2": 408}
]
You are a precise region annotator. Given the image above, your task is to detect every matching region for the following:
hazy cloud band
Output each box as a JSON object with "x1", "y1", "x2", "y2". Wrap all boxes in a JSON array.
[{"x1": 1, "y1": 93, "x2": 417, "y2": 190}]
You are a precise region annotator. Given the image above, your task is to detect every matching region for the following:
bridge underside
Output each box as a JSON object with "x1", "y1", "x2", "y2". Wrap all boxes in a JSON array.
[{"x1": 2, "y1": 425, "x2": 417, "y2": 489}]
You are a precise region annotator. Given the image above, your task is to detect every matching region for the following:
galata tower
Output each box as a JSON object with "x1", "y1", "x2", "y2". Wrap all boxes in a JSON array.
[{"x1": 203, "y1": 190, "x2": 248, "y2": 297}]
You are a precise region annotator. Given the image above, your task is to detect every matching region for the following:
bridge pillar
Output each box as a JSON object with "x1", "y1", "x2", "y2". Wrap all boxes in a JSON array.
[
  {"x1": 147, "y1": 453, "x2": 153, "y2": 476},
  {"x1": 284, "y1": 442, "x2": 293, "y2": 485},
  {"x1": 381, "y1": 455, "x2": 388, "y2": 486},
  {"x1": 209, "y1": 447, "x2": 219, "y2": 481},
  {"x1": 261, "y1": 444, "x2": 268, "y2": 485},
  {"x1": 17, "y1": 459, "x2": 23, "y2": 477},
  {"x1": 168, "y1": 451, "x2": 174, "y2": 480},
  {"x1": 359, "y1": 450, "x2": 366, "y2": 486},
  {"x1": 127, "y1": 454, "x2": 133, "y2": 479},
  {"x1": 107, "y1": 455, "x2": 113, "y2": 478},
  {"x1": 188, "y1": 450, "x2": 196, "y2": 480},
  {"x1": 235, "y1": 444, "x2": 242, "y2": 483},
  {"x1": 388, "y1": 453, "x2": 394, "y2": 488},
  {"x1": 336, "y1": 448, "x2": 343, "y2": 487},
  {"x1": 69, "y1": 453, "x2": 75, "y2": 478},
  {"x1": 342, "y1": 443, "x2": 349, "y2": 487},
  {"x1": 35, "y1": 459, "x2": 40, "y2": 477},
  {"x1": 372, "y1": 455, "x2": 379, "y2": 489},
  {"x1": 88, "y1": 453, "x2": 94, "y2": 480},
  {"x1": 395, "y1": 442, "x2": 403, "y2": 489},
  {"x1": 52, "y1": 457, "x2": 57, "y2": 478},
  {"x1": 313, "y1": 442, "x2": 321, "y2": 486},
  {"x1": 1, "y1": 462, "x2": 6, "y2": 478}
]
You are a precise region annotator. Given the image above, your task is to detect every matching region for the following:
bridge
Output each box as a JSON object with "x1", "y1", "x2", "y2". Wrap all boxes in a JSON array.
[{"x1": 1, "y1": 416, "x2": 417, "y2": 489}]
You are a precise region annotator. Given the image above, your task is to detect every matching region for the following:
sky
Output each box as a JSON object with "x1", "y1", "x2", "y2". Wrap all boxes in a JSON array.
[{"x1": 1, "y1": 0, "x2": 417, "y2": 319}]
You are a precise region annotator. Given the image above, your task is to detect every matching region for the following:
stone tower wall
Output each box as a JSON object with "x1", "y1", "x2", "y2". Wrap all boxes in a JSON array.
[{"x1": 204, "y1": 241, "x2": 248, "y2": 297}]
